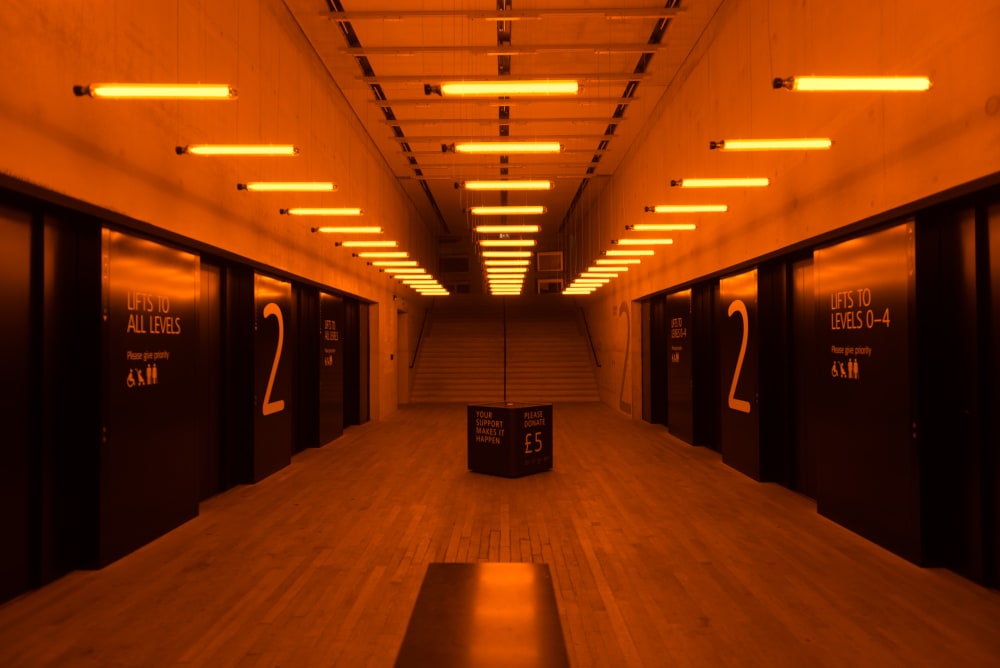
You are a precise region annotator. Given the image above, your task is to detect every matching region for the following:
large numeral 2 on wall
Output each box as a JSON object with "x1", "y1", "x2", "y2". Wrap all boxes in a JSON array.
[
  {"x1": 618, "y1": 301, "x2": 632, "y2": 414},
  {"x1": 726, "y1": 299, "x2": 752, "y2": 414},
  {"x1": 262, "y1": 302, "x2": 286, "y2": 416}
]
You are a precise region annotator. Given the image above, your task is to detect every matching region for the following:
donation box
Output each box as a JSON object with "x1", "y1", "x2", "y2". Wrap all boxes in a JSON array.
[{"x1": 467, "y1": 402, "x2": 553, "y2": 478}]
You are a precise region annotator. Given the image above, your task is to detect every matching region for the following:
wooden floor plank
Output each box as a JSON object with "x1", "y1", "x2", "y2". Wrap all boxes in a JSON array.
[{"x1": 1, "y1": 403, "x2": 999, "y2": 666}]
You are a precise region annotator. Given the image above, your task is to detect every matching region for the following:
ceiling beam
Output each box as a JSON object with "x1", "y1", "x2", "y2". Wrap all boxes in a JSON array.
[
  {"x1": 360, "y1": 73, "x2": 649, "y2": 84},
  {"x1": 402, "y1": 149, "x2": 609, "y2": 159},
  {"x1": 340, "y1": 44, "x2": 668, "y2": 56},
  {"x1": 369, "y1": 96, "x2": 640, "y2": 106},
  {"x1": 399, "y1": 173, "x2": 610, "y2": 181},
  {"x1": 380, "y1": 116, "x2": 621, "y2": 126},
  {"x1": 326, "y1": 8, "x2": 684, "y2": 22},
  {"x1": 391, "y1": 134, "x2": 615, "y2": 143}
]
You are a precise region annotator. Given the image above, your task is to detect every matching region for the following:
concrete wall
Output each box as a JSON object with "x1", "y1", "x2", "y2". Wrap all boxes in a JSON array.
[
  {"x1": 574, "y1": 0, "x2": 1000, "y2": 414},
  {"x1": 0, "y1": 1, "x2": 438, "y2": 419}
]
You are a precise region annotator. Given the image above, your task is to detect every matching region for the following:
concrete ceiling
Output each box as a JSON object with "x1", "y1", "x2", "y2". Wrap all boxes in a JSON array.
[{"x1": 284, "y1": 1, "x2": 722, "y2": 249}]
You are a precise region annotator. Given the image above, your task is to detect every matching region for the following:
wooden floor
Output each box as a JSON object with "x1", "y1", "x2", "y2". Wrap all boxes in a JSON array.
[{"x1": 2, "y1": 403, "x2": 999, "y2": 667}]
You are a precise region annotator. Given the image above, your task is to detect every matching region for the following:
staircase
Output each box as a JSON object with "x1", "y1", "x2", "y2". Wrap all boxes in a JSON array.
[
  {"x1": 409, "y1": 296, "x2": 505, "y2": 402},
  {"x1": 409, "y1": 294, "x2": 600, "y2": 403},
  {"x1": 505, "y1": 296, "x2": 601, "y2": 402}
]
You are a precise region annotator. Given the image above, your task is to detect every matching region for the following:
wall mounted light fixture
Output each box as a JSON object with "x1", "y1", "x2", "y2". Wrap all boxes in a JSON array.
[
  {"x1": 588, "y1": 265, "x2": 629, "y2": 272},
  {"x1": 611, "y1": 238, "x2": 674, "y2": 245},
  {"x1": 313, "y1": 226, "x2": 381, "y2": 233},
  {"x1": 382, "y1": 268, "x2": 427, "y2": 275},
  {"x1": 353, "y1": 251, "x2": 409, "y2": 258},
  {"x1": 177, "y1": 144, "x2": 298, "y2": 156},
  {"x1": 644, "y1": 204, "x2": 727, "y2": 213},
  {"x1": 670, "y1": 178, "x2": 769, "y2": 188},
  {"x1": 239, "y1": 181, "x2": 337, "y2": 192},
  {"x1": 335, "y1": 240, "x2": 399, "y2": 247},
  {"x1": 772, "y1": 76, "x2": 931, "y2": 92},
  {"x1": 627, "y1": 223, "x2": 697, "y2": 231},
  {"x1": 282, "y1": 207, "x2": 363, "y2": 216},
  {"x1": 603, "y1": 249, "x2": 655, "y2": 256},
  {"x1": 75, "y1": 83, "x2": 236, "y2": 99},
  {"x1": 709, "y1": 138, "x2": 832, "y2": 151}
]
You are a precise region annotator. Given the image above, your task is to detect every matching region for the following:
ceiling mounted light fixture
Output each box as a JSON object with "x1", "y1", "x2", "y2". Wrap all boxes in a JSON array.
[
  {"x1": 484, "y1": 260, "x2": 531, "y2": 267},
  {"x1": 709, "y1": 138, "x2": 832, "y2": 151},
  {"x1": 482, "y1": 251, "x2": 533, "y2": 258},
  {"x1": 670, "y1": 177, "x2": 769, "y2": 188},
  {"x1": 643, "y1": 204, "x2": 728, "y2": 213},
  {"x1": 239, "y1": 181, "x2": 337, "y2": 192},
  {"x1": 369, "y1": 261, "x2": 418, "y2": 267},
  {"x1": 773, "y1": 76, "x2": 931, "y2": 92},
  {"x1": 474, "y1": 224, "x2": 541, "y2": 233},
  {"x1": 627, "y1": 223, "x2": 697, "y2": 231},
  {"x1": 596, "y1": 258, "x2": 641, "y2": 265},
  {"x1": 445, "y1": 142, "x2": 562, "y2": 155},
  {"x1": 176, "y1": 144, "x2": 298, "y2": 156},
  {"x1": 462, "y1": 180, "x2": 554, "y2": 191},
  {"x1": 281, "y1": 207, "x2": 363, "y2": 216},
  {"x1": 425, "y1": 80, "x2": 579, "y2": 97},
  {"x1": 479, "y1": 239, "x2": 538, "y2": 247},
  {"x1": 486, "y1": 267, "x2": 529, "y2": 274},
  {"x1": 470, "y1": 206, "x2": 546, "y2": 217},
  {"x1": 74, "y1": 83, "x2": 237, "y2": 99}
]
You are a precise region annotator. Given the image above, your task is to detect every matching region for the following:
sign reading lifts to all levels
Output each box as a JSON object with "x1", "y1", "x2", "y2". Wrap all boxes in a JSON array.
[{"x1": 124, "y1": 291, "x2": 182, "y2": 389}]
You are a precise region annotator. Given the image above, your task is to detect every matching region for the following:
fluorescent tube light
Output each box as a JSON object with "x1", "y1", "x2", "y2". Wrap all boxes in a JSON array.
[
  {"x1": 75, "y1": 83, "x2": 236, "y2": 99},
  {"x1": 177, "y1": 144, "x2": 298, "y2": 156},
  {"x1": 709, "y1": 138, "x2": 832, "y2": 151},
  {"x1": 773, "y1": 76, "x2": 931, "y2": 92}
]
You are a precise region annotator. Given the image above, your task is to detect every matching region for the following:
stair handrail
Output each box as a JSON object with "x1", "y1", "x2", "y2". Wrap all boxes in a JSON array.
[
  {"x1": 578, "y1": 304, "x2": 601, "y2": 368},
  {"x1": 409, "y1": 298, "x2": 434, "y2": 369}
]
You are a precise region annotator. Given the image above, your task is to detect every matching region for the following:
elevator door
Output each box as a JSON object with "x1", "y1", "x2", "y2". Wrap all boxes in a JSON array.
[
  {"x1": 198, "y1": 262, "x2": 224, "y2": 500},
  {"x1": 791, "y1": 257, "x2": 818, "y2": 498},
  {"x1": 0, "y1": 205, "x2": 32, "y2": 603}
]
